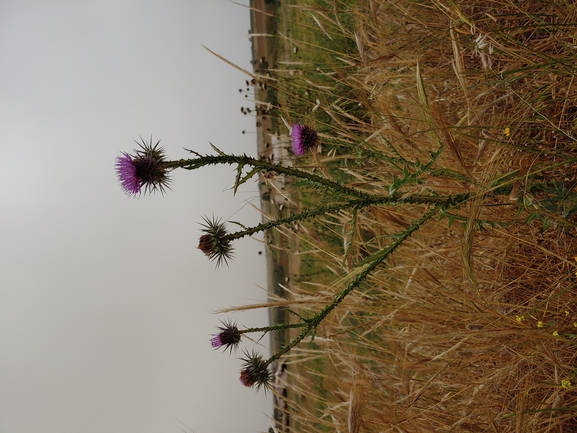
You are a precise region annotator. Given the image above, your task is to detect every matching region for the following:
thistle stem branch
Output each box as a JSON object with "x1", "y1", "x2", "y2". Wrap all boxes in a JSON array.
[
  {"x1": 265, "y1": 203, "x2": 444, "y2": 365},
  {"x1": 224, "y1": 192, "x2": 469, "y2": 241},
  {"x1": 241, "y1": 322, "x2": 308, "y2": 335},
  {"x1": 167, "y1": 154, "x2": 372, "y2": 199}
]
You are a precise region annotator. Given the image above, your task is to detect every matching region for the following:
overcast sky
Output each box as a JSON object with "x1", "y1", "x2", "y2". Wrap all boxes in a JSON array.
[{"x1": 0, "y1": 1, "x2": 273, "y2": 432}]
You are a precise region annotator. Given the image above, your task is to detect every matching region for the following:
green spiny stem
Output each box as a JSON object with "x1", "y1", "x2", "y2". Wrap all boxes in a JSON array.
[
  {"x1": 265, "y1": 203, "x2": 444, "y2": 365},
  {"x1": 167, "y1": 151, "x2": 536, "y2": 203},
  {"x1": 167, "y1": 154, "x2": 373, "y2": 199},
  {"x1": 241, "y1": 322, "x2": 308, "y2": 335},
  {"x1": 224, "y1": 201, "x2": 350, "y2": 241},
  {"x1": 325, "y1": 137, "x2": 414, "y2": 169},
  {"x1": 224, "y1": 192, "x2": 470, "y2": 242}
]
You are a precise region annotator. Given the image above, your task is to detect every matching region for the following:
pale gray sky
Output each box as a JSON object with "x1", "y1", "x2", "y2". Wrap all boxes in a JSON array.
[{"x1": 0, "y1": 1, "x2": 272, "y2": 432}]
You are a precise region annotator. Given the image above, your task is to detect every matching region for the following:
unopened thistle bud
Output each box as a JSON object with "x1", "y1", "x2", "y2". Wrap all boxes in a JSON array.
[
  {"x1": 291, "y1": 124, "x2": 319, "y2": 155},
  {"x1": 115, "y1": 137, "x2": 172, "y2": 195},
  {"x1": 210, "y1": 321, "x2": 242, "y2": 352},
  {"x1": 239, "y1": 350, "x2": 271, "y2": 390},
  {"x1": 198, "y1": 216, "x2": 234, "y2": 267}
]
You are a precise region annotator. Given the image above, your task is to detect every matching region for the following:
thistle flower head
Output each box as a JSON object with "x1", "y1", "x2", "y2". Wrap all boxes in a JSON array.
[
  {"x1": 291, "y1": 124, "x2": 318, "y2": 155},
  {"x1": 198, "y1": 216, "x2": 234, "y2": 267},
  {"x1": 115, "y1": 137, "x2": 172, "y2": 196},
  {"x1": 239, "y1": 350, "x2": 271, "y2": 391},
  {"x1": 211, "y1": 320, "x2": 241, "y2": 352}
]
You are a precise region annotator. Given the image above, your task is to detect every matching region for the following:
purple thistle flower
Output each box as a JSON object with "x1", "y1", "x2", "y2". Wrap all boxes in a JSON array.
[
  {"x1": 115, "y1": 137, "x2": 172, "y2": 196},
  {"x1": 115, "y1": 153, "x2": 141, "y2": 195},
  {"x1": 210, "y1": 321, "x2": 242, "y2": 352},
  {"x1": 291, "y1": 123, "x2": 319, "y2": 155}
]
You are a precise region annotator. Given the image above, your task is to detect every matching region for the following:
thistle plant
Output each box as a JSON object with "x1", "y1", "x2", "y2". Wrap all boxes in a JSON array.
[
  {"x1": 113, "y1": 130, "x2": 503, "y2": 392},
  {"x1": 239, "y1": 350, "x2": 272, "y2": 391},
  {"x1": 115, "y1": 124, "x2": 550, "y2": 393},
  {"x1": 116, "y1": 137, "x2": 375, "y2": 199},
  {"x1": 210, "y1": 320, "x2": 311, "y2": 389},
  {"x1": 291, "y1": 123, "x2": 319, "y2": 155},
  {"x1": 115, "y1": 137, "x2": 173, "y2": 195},
  {"x1": 210, "y1": 321, "x2": 242, "y2": 352},
  {"x1": 198, "y1": 217, "x2": 234, "y2": 267},
  {"x1": 211, "y1": 321, "x2": 308, "y2": 352},
  {"x1": 108, "y1": 0, "x2": 577, "y2": 428},
  {"x1": 210, "y1": 202, "x2": 447, "y2": 389},
  {"x1": 196, "y1": 191, "x2": 469, "y2": 268}
]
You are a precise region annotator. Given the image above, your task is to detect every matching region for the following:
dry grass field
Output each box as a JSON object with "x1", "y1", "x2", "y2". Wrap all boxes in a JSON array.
[{"x1": 238, "y1": 1, "x2": 577, "y2": 431}]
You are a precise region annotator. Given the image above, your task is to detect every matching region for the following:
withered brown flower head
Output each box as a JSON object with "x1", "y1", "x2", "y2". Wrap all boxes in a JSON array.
[{"x1": 239, "y1": 350, "x2": 271, "y2": 391}]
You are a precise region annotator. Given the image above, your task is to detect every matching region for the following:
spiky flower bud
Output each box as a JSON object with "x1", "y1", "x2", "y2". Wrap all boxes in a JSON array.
[
  {"x1": 239, "y1": 350, "x2": 271, "y2": 390},
  {"x1": 198, "y1": 216, "x2": 233, "y2": 267},
  {"x1": 291, "y1": 124, "x2": 319, "y2": 155},
  {"x1": 210, "y1": 321, "x2": 242, "y2": 352},
  {"x1": 115, "y1": 137, "x2": 172, "y2": 196}
]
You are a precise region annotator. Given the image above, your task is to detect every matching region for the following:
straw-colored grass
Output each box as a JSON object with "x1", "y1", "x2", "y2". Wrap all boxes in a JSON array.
[{"x1": 234, "y1": 0, "x2": 577, "y2": 431}]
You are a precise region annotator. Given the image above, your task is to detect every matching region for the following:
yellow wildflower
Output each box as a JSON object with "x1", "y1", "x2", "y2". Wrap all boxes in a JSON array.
[
  {"x1": 516, "y1": 315, "x2": 525, "y2": 323},
  {"x1": 573, "y1": 322, "x2": 577, "y2": 328},
  {"x1": 562, "y1": 379, "x2": 572, "y2": 389},
  {"x1": 553, "y1": 330, "x2": 560, "y2": 337},
  {"x1": 566, "y1": 311, "x2": 571, "y2": 317},
  {"x1": 504, "y1": 127, "x2": 511, "y2": 137},
  {"x1": 537, "y1": 321, "x2": 544, "y2": 328}
]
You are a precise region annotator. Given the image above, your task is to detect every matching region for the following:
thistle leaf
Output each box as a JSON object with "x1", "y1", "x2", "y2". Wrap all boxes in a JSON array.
[
  {"x1": 234, "y1": 166, "x2": 261, "y2": 196},
  {"x1": 233, "y1": 161, "x2": 246, "y2": 196},
  {"x1": 209, "y1": 142, "x2": 226, "y2": 156},
  {"x1": 229, "y1": 220, "x2": 249, "y2": 230}
]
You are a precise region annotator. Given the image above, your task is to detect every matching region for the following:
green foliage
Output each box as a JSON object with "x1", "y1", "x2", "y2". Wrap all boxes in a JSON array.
[{"x1": 523, "y1": 179, "x2": 577, "y2": 230}]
